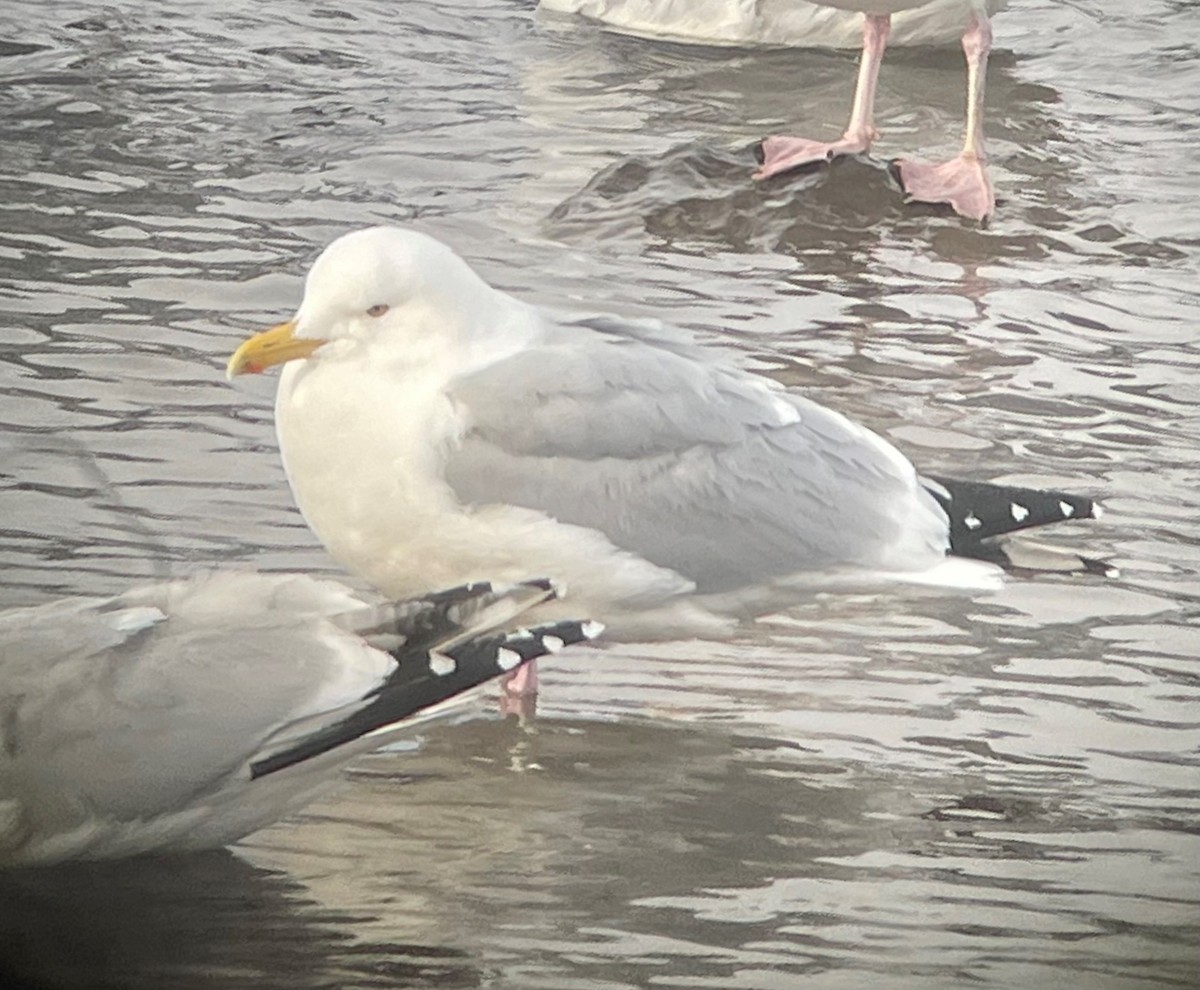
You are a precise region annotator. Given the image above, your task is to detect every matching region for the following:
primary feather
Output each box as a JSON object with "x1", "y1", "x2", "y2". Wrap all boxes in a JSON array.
[{"x1": 0, "y1": 571, "x2": 598, "y2": 866}]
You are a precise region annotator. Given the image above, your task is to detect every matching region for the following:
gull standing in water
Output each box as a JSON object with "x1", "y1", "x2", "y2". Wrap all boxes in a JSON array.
[
  {"x1": 755, "y1": 0, "x2": 1006, "y2": 220},
  {"x1": 0, "y1": 571, "x2": 598, "y2": 866},
  {"x1": 227, "y1": 227, "x2": 1102, "y2": 690}
]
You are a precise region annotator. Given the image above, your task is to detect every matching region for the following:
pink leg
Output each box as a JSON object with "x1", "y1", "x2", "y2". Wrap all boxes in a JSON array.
[
  {"x1": 756, "y1": 14, "x2": 891, "y2": 180},
  {"x1": 896, "y1": 12, "x2": 996, "y2": 220},
  {"x1": 498, "y1": 659, "x2": 537, "y2": 718}
]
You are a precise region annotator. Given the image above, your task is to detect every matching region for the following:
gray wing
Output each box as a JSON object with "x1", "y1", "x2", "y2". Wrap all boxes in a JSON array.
[
  {"x1": 0, "y1": 572, "x2": 601, "y2": 855},
  {"x1": 0, "y1": 574, "x2": 385, "y2": 828},
  {"x1": 445, "y1": 315, "x2": 947, "y2": 593}
]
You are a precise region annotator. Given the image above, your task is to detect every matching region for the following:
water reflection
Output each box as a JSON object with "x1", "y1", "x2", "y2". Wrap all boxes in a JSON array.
[
  {"x1": 3, "y1": 708, "x2": 1196, "y2": 988},
  {"x1": 248, "y1": 716, "x2": 1200, "y2": 989},
  {"x1": 1, "y1": 0, "x2": 1199, "y2": 987},
  {"x1": 0, "y1": 850, "x2": 482, "y2": 990},
  {"x1": 525, "y1": 29, "x2": 1073, "y2": 252}
]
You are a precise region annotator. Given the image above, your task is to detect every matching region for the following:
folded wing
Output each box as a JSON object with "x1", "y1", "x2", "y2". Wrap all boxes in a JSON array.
[{"x1": 445, "y1": 314, "x2": 949, "y2": 593}]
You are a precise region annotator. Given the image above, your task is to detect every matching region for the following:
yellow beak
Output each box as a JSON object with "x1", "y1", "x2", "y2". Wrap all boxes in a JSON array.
[{"x1": 226, "y1": 321, "x2": 324, "y2": 379}]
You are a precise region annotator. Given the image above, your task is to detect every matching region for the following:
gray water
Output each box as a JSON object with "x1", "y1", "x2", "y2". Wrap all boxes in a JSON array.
[{"x1": 1, "y1": 0, "x2": 1198, "y2": 987}]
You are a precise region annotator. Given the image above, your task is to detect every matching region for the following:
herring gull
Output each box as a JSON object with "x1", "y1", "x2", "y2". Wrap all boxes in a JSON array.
[
  {"x1": 226, "y1": 226, "x2": 1101, "y2": 655},
  {"x1": 0, "y1": 571, "x2": 598, "y2": 866}
]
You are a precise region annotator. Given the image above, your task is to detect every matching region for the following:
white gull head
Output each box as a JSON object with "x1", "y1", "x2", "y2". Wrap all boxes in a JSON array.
[
  {"x1": 295, "y1": 226, "x2": 524, "y2": 357},
  {"x1": 227, "y1": 226, "x2": 538, "y2": 380}
]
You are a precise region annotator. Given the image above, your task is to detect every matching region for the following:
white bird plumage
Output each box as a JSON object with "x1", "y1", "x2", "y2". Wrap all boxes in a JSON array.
[
  {"x1": 539, "y1": 0, "x2": 1003, "y2": 48},
  {"x1": 0, "y1": 570, "x2": 598, "y2": 866},
  {"x1": 227, "y1": 227, "x2": 1099, "y2": 644}
]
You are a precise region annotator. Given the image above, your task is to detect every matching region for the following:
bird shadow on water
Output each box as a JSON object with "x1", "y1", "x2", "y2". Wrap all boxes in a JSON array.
[
  {"x1": 538, "y1": 36, "x2": 1188, "y2": 276},
  {"x1": 0, "y1": 851, "x2": 480, "y2": 990},
  {"x1": 545, "y1": 142, "x2": 1052, "y2": 269}
]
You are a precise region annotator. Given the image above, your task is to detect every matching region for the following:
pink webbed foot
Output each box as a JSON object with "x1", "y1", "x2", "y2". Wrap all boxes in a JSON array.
[
  {"x1": 896, "y1": 153, "x2": 994, "y2": 221},
  {"x1": 756, "y1": 13, "x2": 890, "y2": 182},
  {"x1": 498, "y1": 659, "x2": 538, "y2": 719},
  {"x1": 754, "y1": 131, "x2": 874, "y2": 181}
]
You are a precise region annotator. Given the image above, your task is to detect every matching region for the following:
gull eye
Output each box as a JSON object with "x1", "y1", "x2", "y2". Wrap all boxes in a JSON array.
[{"x1": 366, "y1": 303, "x2": 390, "y2": 318}]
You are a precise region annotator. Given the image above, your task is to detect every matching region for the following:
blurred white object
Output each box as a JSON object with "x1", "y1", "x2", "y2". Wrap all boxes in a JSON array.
[{"x1": 538, "y1": 0, "x2": 1005, "y2": 48}]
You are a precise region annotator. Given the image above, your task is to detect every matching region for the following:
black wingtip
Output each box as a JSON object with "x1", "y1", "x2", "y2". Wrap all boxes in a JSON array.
[
  {"x1": 249, "y1": 608, "x2": 601, "y2": 781},
  {"x1": 420, "y1": 580, "x2": 495, "y2": 604},
  {"x1": 924, "y1": 475, "x2": 1101, "y2": 555},
  {"x1": 449, "y1": 617, "x2": 605, "y2": 670},
  {"x1": 419, "y1": 578, "x2": 558, "y2": 603},
  {"x1": 348, "y1": 578, "x2": 562, "y2": 661}
]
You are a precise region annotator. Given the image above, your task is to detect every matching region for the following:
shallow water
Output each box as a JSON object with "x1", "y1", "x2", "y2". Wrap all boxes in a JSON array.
[{"x1": 1, "y1": 0, "x2": 1198, "y2": 987}]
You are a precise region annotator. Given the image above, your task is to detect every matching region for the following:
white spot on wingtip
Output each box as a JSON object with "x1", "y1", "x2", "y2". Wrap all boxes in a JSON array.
[
  {"x1": 541, "y1": 635, "x2": 565, "y2": 654},
  {"x1": 1092, "y1": 502, "x2": 1104, "y2": 520},
  {"x1": 1059, "y1": 501, "x2": 1075, "y2": 518},
  {"x1": 964, "y1": 513, "x2": 983, "y2": 530},
  {"x1": 1010, "y1": 503, "x2": 1030, "y2": 522},
  {"x1": 496, "y1": 648, "x2": 522, "y2": 671},
  {"x1": 429, "y1": 651, "x2": 456, "y2": 676},
  {"x1": 581, "y1": 621, "x2": 605, "y2": 639},
  {"x1": 107, "y1": 606, "x2": 166, "y2": 634}
]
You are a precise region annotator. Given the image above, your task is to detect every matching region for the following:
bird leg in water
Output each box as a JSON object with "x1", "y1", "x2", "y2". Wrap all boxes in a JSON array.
[
  {"x1": 895, "y1": 11, "x2": 995, "y2": 220},
  {"x1": 499, "y1": 658, "x2": 538, "y2": 719},
  {"x1": 755, "y1": 13, "x2": 891, "y2": 179}
]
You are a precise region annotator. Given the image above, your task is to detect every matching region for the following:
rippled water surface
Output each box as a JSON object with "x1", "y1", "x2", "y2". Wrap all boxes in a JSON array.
[{"x1": 1, "y1": 1, "x2": 1198, "y2": 987}]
